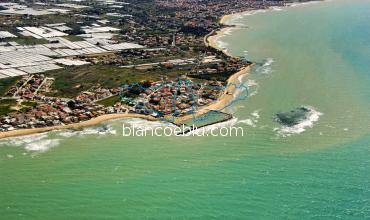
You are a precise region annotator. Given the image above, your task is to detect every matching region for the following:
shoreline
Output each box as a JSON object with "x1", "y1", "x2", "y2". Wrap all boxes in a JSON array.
[
  {"x1": 175, "y1": 65, "x2": 251, "y2": 124},
  {"x1": 0, "y1": 11, "x2": 253, "y2": 140},
  {"x1": 0, "y1": 114, "x2": 157, "y2": 139},
  {"x1": 0, "y1": 64, "x2": 251, "y2": 140},
  {"x1": 206, "y1": 10, "x2": 249, "y2": 56},
  {"x1": 206, "y1": 1, "x2": 324, "y2": 52}
]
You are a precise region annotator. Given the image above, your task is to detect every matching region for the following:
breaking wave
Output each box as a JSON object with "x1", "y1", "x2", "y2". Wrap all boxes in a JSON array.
[
  {"x1": 238, "y1": 110, "x2": 260, "y2": 128},
  {"x1": 0, "y1": 124, "x2": 118, "y2": 152},
  {"x1": 225, "y1": 9, "x2": 268, "y2": 26},
  {"x1": 239, "y1": 119, "x2": 256, "y2": 127},
  {"x1": 271, "y1": 6, "x2": 284, "y2": 11},
  {"x1": 274, "y1": 107, "x2": 323, "y2": 137},
  {"x1": 122, "y1": 118, "x2": 177, "y2": 129},
  {"x1": 251, "y1": 110, "x2": 260, "y2": 119},
  {"x1": 232, "y1": 85, "x2": 247, "y2": 99},
  {"x1": 246, "y1": 80, "x2": 259, "y2": 97},
  {"x1": 58, "y1": 124, "x2": 117, "y2": 137},
  {"x1": 0, "y1": 133, "x2": 60, "y2": 152},
  {"x1": 216, "y1": 40, "x2": 229, "y2": 50},
  {"x1": 288, "y1": 1, "x2": 321, "y2": 8},
  {"x1": 24, "y1": 139, "x2": 60, "y2": 152},
  {"x1": 237, "y1": 73, "x2": 247, "y2": 83},
  {"x1": 255, "y1": 58, "x2": 274, "y2": 75}
]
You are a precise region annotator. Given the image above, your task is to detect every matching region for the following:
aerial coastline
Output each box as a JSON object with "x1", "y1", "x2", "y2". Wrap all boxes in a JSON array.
[
  {"x1": 0, "y1": 8, "x2": 252, "y2": 139},
  {"x1": 0, "y1": 0, "x2": 300, "y2": 139},
  {"x1": 0, "y1": 66, "x2": 252, "y2": 139},
  {"x1": 4, "y1": 1, "x2": 370, "y2": 219},
  {"x1": 206, "y1": 14, "x2": 236, "y2": 55}
]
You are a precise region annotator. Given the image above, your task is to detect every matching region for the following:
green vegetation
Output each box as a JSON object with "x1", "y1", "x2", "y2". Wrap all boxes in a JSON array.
[
  {"x1": 0, "y1": 76, "x2": 21, "y2": 97},
  {"x1": 189, "y1": 71, "x2": 235, "y2": 82},
  {"x1": 96, "y1": 95, "x2": 121, "y2": 107},
  {"x1": 0, "y1": 99, "x2": 38, "y2": 116},
  {"x1": 0, "y1": 99, "x2": 17, "y2": 116},
  {"x1": 3, "y1": 37, "x2": 48, "y2": 45},
  {"x1": 44, "y1": 65, "x2": 189, "y2": 98},
  {"x1": 22, "y1": 101, "x2": 37, "y2": 108},
  {"x1": 0, "y1": 99, "x2": 17, "y2": 105},
  {"x1": 63, "y1": 35, "x2": 84, "y2": 42}
]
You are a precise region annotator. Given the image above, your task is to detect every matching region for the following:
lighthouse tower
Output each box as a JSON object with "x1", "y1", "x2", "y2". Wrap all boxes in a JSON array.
[{"x1": 171, "y1": 32, "x2": 176, "y2": 47}]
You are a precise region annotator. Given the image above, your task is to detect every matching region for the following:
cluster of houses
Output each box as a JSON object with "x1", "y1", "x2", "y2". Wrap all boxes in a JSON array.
[
  {"x1": 76, "y1": 88, "x2": 121, "y2": 103},
  {"x1": 0, "y1": 0, "x2": 259, "y2": 132},
  {"x1": 6, "y1": 74, "x2": 54, "y2": 98},
  {"x1": 0, "y1": 97, "x2": 106, "y2": 131},
  {"x1": 0, "y1": 74, "x2": 226, "y2": 131},
  {"x1": 0, "y1": 74, "x2": 128, "y2": 132},
  {"x1": 122, "y1": 80, "x2": 223, "y2": 117}
]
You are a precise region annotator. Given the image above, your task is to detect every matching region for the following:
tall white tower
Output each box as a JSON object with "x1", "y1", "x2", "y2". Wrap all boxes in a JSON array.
[{"x1": 171, "y1": 32, "x2": 176, "y2": 47}]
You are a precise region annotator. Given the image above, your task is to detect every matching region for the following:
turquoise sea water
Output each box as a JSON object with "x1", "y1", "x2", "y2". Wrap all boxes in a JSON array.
[{"x1": 1, "y1": 0, "x2": 370, "y2": 219}]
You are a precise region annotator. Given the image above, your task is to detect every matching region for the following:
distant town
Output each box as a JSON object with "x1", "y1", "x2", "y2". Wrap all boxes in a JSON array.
[{"x1": 0, "y1": 0, "x2": 311, "y2": 133}]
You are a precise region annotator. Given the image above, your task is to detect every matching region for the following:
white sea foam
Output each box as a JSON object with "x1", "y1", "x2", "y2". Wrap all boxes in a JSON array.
[
  {"x1": 246, "y1": 79, "x2": 258, "y2": 87},
  {"x1": 0, "y1": 133, "x2": 48, "y2": 147},
  {"x1": 226, "y1": 9, "x2": 268, "y2": 25},
  {"x1": 216, "y1": 40, "x2": 229, "y2": 50},
  {"x1": 0, "y1": 133, "x2": 60, "y2": 152},
  {"x1": 238, "y1": 110, "x2": 260, "y2": 128},
  {"x1": 245, "y1": 80, "x2": 259, "y2": 97},
  {"x1": 24, "y1": 139, "x2": 60, "y2": 152},
  {"x1": 78, "y1": 125, "x2": 117, "y2": 136},
  {"x1": 233, "y1": 78, "x2": 259, "y2": 99},
  {"x1": 237, "y1": 74, "x2": 247, "y2": 83},
  {"x1": 255, "y1": 58, "x2": 274, "y2": 75},
  {"x1": 0, "y1": 123, "x2": 119, "y2": 152},
  {"x1": 232, "y1": 86, "x2": 247, "y2": 99},
  {"x1": 239, "y1": 119, "x2": 256, "y2": 127},
  {"x1": 251, "y1": 110, "x2": 260, "y2": 119},
  {"x1": 57, "y1": 131, "x2": 77, "y2": 138},
  {"x1": 271, "y1": 6, "x2": 284, "y2": 11},
  {"x1": 123, "y1": 118, "x2": 176, "y2": 129},
  {"x1": 57, "y1": 124, "x2": 117, "y2": 138},
  {"x1": 223, "y1": 28, "x2": 234, "y2": 36},
  {"x1": 288, "y1": 1, "x2": 321, "y2": 8},
  {"x1": 241, "y1": 9, "x2": 268, "y2": 17},
  {"x1": 275, "y1": 107, "x2": 323, "y2": 137}
]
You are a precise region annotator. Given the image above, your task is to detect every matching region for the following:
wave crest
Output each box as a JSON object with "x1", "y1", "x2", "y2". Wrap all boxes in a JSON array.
[{"x1": 274, "y1": 107, "x2": 323, "y2": 137}]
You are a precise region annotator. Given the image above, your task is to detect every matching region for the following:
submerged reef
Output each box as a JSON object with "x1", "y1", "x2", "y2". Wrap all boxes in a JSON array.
[{"x1": 275, "y1": 107, "x2": 312, "y2": 126}]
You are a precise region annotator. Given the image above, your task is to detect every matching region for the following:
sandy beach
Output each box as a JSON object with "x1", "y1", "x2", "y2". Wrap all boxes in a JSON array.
[
  {"x1": 0, "y1": 63, "x2": 251, "y2": 139},
  {"x1": 175, "y1": 65, "x2": 251, "y2": 124},
  {"x1": 0, "y1": 11, "x2": 251, "y2": 139},
  {"x1": 220, "y1": 13, "x2": 237, "y2": 24},
  {"x1": 206, "y1": 27, "x2": 235, "y2": 55},
  {"x1": 0, "y1": 114, "x2": 157, "y2": 139},
  {"x1": 206, "y1": 12, "x2": 246, "y2": 55}
]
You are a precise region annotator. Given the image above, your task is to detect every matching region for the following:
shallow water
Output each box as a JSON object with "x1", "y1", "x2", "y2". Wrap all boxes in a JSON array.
[{"x1": 1, "y1": 0, "x2": 370, "y2": 219}]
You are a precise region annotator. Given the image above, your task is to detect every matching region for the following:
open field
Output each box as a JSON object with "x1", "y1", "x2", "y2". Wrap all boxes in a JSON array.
[
  {"x1": 0, "y1": 99, "x2": 37, "y2": 116},
  {"x1": 0, "y1": 76, "x2": 21, "y2": 97},
  {"x1": 2, "y1": 36, "x2": 49, "y2": 45},
  {"x1": 62, "y1": 35, "x2": 84, "y2": 42},
  {"x1": 0, "y1": 99, "x2": 17, "y2": 116},
  {"x1": 96, "y1": 95, "x2": 121, "y2": 106},
  {"x1": 45, "y1": 65, "x2": 191, "y2": 98}
]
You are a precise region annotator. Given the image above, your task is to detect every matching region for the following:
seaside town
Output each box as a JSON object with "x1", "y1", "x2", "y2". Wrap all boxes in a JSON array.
[{"x1": 0, "y1": 0, "x2": 309, "y2": 133}]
